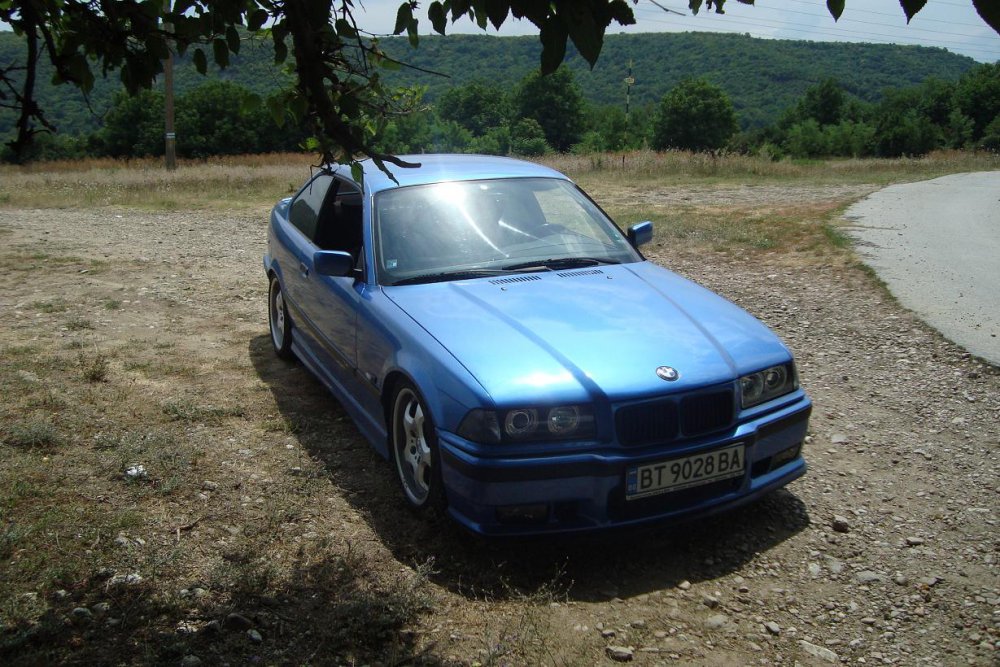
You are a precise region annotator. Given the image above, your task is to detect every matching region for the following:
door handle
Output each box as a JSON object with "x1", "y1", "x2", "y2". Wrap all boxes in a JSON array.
[{"x1": 299, "y1": 262, "x2": 309, "y2": 277}]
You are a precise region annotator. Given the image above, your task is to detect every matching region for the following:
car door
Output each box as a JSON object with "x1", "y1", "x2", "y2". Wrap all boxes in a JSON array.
[
  {"x1": 304, "y1": 179, "x2": 364, "y2": 374},
  {"x1": 281, "y1": 173, "x2": 335, "y2": 356}
]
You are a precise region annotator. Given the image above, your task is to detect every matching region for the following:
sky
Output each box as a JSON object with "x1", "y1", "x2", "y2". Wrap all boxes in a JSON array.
[{"x1": 354, "y1": 0, "x2": 1000, "y2": 63}]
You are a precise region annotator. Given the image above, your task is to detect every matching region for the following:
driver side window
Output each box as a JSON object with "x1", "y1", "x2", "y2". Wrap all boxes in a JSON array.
[
  {"x1": 289, "y1": 174, "x2": 334, "y2": 241},
  {"x1": 315, "y1": 180, "x2": 363, "y2": 260}
]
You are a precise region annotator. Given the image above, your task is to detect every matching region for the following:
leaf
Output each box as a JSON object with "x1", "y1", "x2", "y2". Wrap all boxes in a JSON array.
[
  {"x1": 394, "y1": 3, "x2": 413, "y2": 34},
  {"x1": 826, "y1": 0, "x2": 844, "y2": 21},
  {"x1": 428, "y1": 2, "x2": 447, "y2": 34},
  {"x1": 485, "y1": 0, "x2": 509, "y2": 30},
  {"x1": 192, "y1": 48, "x2": 207, "y2": 75},
  {"x1": 248, "y1": 9, "x2": 269, "y2": 31},
  {"x1": 212, "y1": 38, "x2": 230, "y2": 68},
  {"x1": 350, "y1": 161, "x2": 364, "y2": 185},
  {"x1": 266, "y1": 95, "x2": 286, "y2": 127},
  {"x1": 538, "y1": 17, "x2": 568, "y2": 75},
  {"x1": 226, "y1": 25, "x2": 241, "y2": 54},
  {"x1": 335, "y1": 18, "x2": 358, "y2": 38},
  {"x1": 972, "y1": 0, "x2": 1000, "y2": 34},
  {"x1": 899, "y1": 0, "x2": 927, "y2": 23},
  {"x1": 689, "y1": 0, "x2": 704, "y2": 16}
]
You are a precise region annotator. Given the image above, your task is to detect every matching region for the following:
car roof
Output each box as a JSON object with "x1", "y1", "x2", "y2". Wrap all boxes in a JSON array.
[{"x1": 329, "y1": 154, "x2": 570, "y2": 194}]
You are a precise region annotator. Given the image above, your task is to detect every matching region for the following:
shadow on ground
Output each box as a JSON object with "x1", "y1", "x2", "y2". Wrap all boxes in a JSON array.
[{"x1": 249, "y1": 335, "x2": 810, "y2": 603}]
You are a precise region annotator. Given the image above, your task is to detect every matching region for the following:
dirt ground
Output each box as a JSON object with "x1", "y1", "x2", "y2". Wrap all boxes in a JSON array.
[{"x1": 1, "y1": 182, "x2": 997, "y2": 666}]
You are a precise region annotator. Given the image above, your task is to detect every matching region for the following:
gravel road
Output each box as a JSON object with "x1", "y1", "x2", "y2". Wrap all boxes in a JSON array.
[{"x1": 843, "y1": 171, "x2": 1000, "y2": 365}]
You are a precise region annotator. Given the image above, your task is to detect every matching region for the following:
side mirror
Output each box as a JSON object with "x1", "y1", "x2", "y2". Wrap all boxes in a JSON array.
[
  {"x1": 627, "y1": 221, "x2": 654, "y2": 248},
  {"x1": 313, "y1": 250, "x2": 354, "y2": 277}
]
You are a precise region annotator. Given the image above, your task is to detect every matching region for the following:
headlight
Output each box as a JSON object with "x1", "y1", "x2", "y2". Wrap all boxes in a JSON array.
[
  {"x1": 740, "y1": 363, "x2": 798, "y2": 408},
  {"x1": 458, "y1": 405, "x2": 596, "y2": 444}
]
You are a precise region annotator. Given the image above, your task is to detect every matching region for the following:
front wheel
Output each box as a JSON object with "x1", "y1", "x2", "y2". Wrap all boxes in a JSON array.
[
  {"x1": 268, "y1": 275, "x2": 294, "y2": 360},
  {"x1": 390, "y1": 382, "x2": 446, "y2": 513}
]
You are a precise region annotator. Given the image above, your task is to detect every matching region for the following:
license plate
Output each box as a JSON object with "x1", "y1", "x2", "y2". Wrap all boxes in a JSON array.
[{"x1": 626, "y1": 444, "x2": 745, "y2": 500}]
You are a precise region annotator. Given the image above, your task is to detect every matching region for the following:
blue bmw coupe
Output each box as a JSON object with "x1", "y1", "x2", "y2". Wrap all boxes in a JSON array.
[{"x1": 264, "y1": 155, "x2": 811, "y2": 535}]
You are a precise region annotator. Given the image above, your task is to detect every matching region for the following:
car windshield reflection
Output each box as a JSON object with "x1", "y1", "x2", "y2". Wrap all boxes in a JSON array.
[{"x1": 374, "y1": 177, "x2": 639, "y2": 286}]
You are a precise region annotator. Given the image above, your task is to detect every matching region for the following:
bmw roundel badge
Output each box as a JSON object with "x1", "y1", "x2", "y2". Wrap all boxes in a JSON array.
[{"x1": 656, "y1": 366, "x2": 680, "y2": 381}]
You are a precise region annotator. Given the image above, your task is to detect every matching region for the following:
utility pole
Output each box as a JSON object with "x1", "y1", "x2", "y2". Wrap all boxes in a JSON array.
[
  {"x1": 163, "y1": 0, "x2": 177, "y2": 170},
  {"x1": 623, "y1": 59, "x2": 634, "y2": 168}
]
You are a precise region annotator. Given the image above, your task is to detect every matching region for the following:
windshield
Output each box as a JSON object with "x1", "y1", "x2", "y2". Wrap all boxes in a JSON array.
[{"x1": 374, "y1": 177, "x2": 641, "y2": 285}]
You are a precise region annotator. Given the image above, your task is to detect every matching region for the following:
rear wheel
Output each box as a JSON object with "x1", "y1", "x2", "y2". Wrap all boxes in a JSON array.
[
  {"x1": 268, "y1": 275, "x2": 294, "y2": 360},
  {"x1": 390, "y1": 382, "x2": 446, "y2": 513}
]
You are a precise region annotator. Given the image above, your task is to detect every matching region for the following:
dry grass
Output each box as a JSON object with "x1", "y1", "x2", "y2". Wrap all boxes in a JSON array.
[{"x1": 2, "y1": 149, "x2": 996, "y2": 213}]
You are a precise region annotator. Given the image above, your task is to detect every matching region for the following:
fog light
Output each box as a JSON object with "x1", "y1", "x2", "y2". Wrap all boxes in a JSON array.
[
  {"x1": 496, "y1": 503, "x2": 549, "y2": 524},
  {"x1": 772, "y1": 443, "x2": 801, "y2": 468}
]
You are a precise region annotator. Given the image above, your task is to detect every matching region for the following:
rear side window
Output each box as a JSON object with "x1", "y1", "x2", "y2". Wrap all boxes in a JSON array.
[{"x1": 289, "y1": 174, "x2": 334, "y2": 240}]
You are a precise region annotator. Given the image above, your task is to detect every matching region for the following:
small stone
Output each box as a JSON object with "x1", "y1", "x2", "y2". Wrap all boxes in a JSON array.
[
  {"x1": 856, "y1": 571, "x2": 880, "y2": 584},
  {"x1": 181, "y1": 656, "x2": 202, "y2": 667},
  {"x1": 606, "y1": 646, "x2": 633, "y2": 662},
  {"x1": 653, "y1": 630, "x2": 668, "y2": 639},
  {"x1": 202, "y1": 481, "x2": 219, "y2": 491},
  {"x1": 832, "y1": 516, "x2": 851, "y2": 533},
  {"x1": 808, "y1": 562, "x2": 822, "y2": 577},
  {"x1": 601, "y1": 629, "x2": 617, "y2": 639},
  {"x1": 861, "y1": 617, "x2": 878, "y2": 625},
  {"x1": 71, "y1": 607, "x2": 93, "y2": 622},
  {"x1": 701, "y1": 594, "x2": 720, "y2": 609},
  {"x1": 224, "y1": 613, "x2": 253, "y2": 630},
  {"x1": 201, "y1": 620, "x2": 221, "y2": 635},
  {"x1": 905, "y1": 536, "x2": 925, "y2": 546},
  {"x1": 705, "y1": 614, "x2": 729, "y2": 630},
  {"x1": 799, "y1": 640, "x2": 838, "y2": 663},
  {"x1": 192, "y1": 587, "x2": 209, "y2": 598},
  {"x1": 677, "y1": 580, "x2": 691, "y2": 591},
  {"x1": 918, "y1": 576, "x2": 941, "y2": 587},
  {"x1": 764, "y1": 621, "x2": 781, "y2": 636},
  {"x1": 91, "y1": 602, "x2": 111, "y2": 616},
  {"x1": 893, "y1": 573, "x2": 909, "y2": 586},
  {"x1": 831, "y1": 433, "x2": 849, "y2": 445},
  {"x1": 629, "y1": 620, "x2": 645, "y2": 629},
  {"x1": 53, "y1": 589, "x2": 69, "y2": 600},
  {"x1": 247, "y1": 629, "x2": 263, "y2": 643},
  {"x1": 108, "y1": 573, "x2": 143, "y2": 587}
]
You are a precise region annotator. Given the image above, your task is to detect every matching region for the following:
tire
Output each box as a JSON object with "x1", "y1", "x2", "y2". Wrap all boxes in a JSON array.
[
  {"x1": 390, "y1": 381, "x2": 446, "y2": 513},
  {"x1": 268, "y1": 274, "x2": 294, "y2": 360}
]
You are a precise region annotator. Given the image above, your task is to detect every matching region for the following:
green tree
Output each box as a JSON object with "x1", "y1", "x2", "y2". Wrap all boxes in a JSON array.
[
  {"x1": 510, "y1": 118, "x2": 549, "y2": 156},
  {"x1": 514, "y1": 68, "x2": 586, "y2": 152},
  {"x1": 796, "y1": 78, "x2": 846, "y2": 127},
  {"x1": 99, "y1": 90, "x2": 165, "y2": 158},
  {"x1": 652, "y1": 78, "x2": 738, "y2": 151},
  {"x1": 954, "y1": 63, "x2": 1000, "y2": 141},
  {"x1": 438, "y1": 82, "x2": 511, "y2": 136},
  {"x1": 175, "y1": 81, "x2": 263, "y2": 157}
]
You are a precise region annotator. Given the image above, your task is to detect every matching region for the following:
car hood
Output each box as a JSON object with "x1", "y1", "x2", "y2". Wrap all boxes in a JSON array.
[{"x1": 383, "y1": 262, "x2": 791, "y2": 405}]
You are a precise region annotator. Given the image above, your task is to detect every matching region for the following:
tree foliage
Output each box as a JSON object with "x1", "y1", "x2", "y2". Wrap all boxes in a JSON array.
[
  {"x1": 2, "y1": 0, "x2": 996, "y2": 168},
  {"x1": 652, "y1": 78, "x2": 738, "y2": 151},
  {"x1": 514, "y1": 68, "x2": 586, "y2": 152},
  {"x1": 0, "y1": 0, "x2": 637, "y2": 168}
]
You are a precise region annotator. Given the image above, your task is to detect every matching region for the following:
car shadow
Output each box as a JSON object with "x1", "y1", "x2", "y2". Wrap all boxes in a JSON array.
[{"x1": 249, "y1": 335, "x2": 811, "y2": 603}]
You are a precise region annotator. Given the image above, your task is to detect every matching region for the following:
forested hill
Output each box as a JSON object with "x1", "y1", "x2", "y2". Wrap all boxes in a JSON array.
[
  {"x1": 381, "y1": 33, "x2": 978, "y2": 129},
  {"x1": 0, "y1": 29, "x2": 978, "y2": 137}
]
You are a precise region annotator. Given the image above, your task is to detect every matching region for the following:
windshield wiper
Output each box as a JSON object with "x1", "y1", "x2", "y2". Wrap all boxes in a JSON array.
[
  {"x1": 501, "y1": 257, "x2": 621, "y2": 272},
  {"x1": 390, "y1": 269, "x2": 508, "y2": 286}
]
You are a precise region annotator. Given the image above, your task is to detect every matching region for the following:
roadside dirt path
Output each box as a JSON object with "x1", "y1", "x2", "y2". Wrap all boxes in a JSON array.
[{"x1": 1, "y1": 187, "x2": 997, "y2": 665}]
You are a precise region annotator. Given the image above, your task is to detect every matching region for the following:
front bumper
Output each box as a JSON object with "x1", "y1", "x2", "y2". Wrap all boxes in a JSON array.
[{"x1": 438, "y1": 395, "x2": 811, "y2": 536}]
